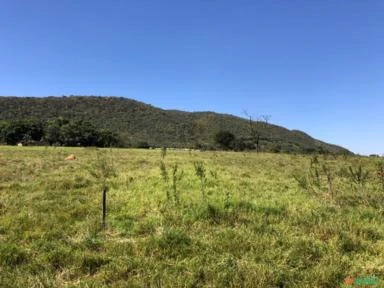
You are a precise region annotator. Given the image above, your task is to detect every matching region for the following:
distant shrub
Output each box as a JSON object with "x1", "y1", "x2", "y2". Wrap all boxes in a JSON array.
[
  {"x1": 271, "y1": 144, "x2": 282, "y2": 153},
  {"x1": 215, "y1": 131, "x2": 235, "y2": 150}
]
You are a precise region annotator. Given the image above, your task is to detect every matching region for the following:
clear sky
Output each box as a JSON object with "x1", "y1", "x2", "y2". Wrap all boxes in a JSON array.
[{"x1": 1, "y1": 0, "x2": 383, "y2": 155}]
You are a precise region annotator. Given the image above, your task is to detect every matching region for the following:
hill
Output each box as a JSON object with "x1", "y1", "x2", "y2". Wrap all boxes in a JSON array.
[{"x1": 0, "y1": 96, "x2": 350, "y2": 153}]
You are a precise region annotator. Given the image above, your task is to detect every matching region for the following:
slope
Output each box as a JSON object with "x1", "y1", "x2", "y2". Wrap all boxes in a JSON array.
[{"x1": 0, "y1": 96, "x2": 350, "y2": 153}]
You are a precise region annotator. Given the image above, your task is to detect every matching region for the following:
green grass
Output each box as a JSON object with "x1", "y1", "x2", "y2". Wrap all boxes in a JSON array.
[{"x1": 0, "y1": 146, "x2": 383, "y2": 287}]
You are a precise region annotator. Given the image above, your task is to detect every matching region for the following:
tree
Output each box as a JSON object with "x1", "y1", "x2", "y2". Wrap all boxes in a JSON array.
[
  {"x1": 215, "y1": 131, "x2": 236, "y2": 150},
  {"x1": 248, "y1": 116, "x2": 260, "y2": 152},
  {"x1": 97, "y1": 130, "x2": 119, "y2": 147},
  {"x1": 1, "y1": 120, "x2": 43, "y2": 145},
  {"x1": 27, "y1": 120, "x2": 44, "y2": 142},
  {"x1": 59, "y1": 122, "x2": 81, "y2": 146},
  {"x1": 243, "y1": 111, "x2": 261, "y2": 152},
  {"x1": 43, "y1": 118, "x2": 119, "y2": 147},
  {"x1": 44, "y1": 120, "x2": 62, "y2": 145},
  {"x1": 243, "y1": 111, "x2": 272, "y2": 152},
  {"x1": 0, "y1": 121, "x2": 9, "y2": 144}
]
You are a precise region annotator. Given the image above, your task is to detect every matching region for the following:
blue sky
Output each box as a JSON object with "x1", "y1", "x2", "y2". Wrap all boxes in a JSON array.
[{"x1": 1, "y1": 0, "x2": 383, "y2": 155}]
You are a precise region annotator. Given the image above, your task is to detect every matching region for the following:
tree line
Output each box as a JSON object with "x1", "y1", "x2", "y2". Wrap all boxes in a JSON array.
[
  {"x1": 0, "y1": 118, "x2": 119, "y2": 147},
  {"x1": 0, "y1": 117, "x2": 341, "y2": 154}
]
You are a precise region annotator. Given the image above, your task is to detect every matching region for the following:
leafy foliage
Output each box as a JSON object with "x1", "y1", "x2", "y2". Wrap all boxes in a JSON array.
[
  {"x1": 0, "y1": 117, "x2": 119, "y2": 147},
  {"x1": 0, "y1": 119, "x2": 43, "y2": 145}
]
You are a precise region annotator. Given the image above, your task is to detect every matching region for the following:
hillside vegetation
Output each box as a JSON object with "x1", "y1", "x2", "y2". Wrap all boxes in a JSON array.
[
  {"x1": 0, "y1": 96, "x2": 350, "y2": 154},
  {"x1": 0, "y1": 147, "x2": 383, "y2": 287}
]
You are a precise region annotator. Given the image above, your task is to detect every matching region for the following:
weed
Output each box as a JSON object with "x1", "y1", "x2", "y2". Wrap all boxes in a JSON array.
[
  {"x1": 161, "y1": 146, "x2": 167, "y2": 160},
  {"x1": 210, "y1": 169, "x2": 218, "y2": 179},
  {"x1": 224, "y1": 190, "x2": 232, "y2": 209},
  {"x1": 194, "y1": 161, "x2": 207, "y2": 201},
  {"x1": 309, "y1": 160, "x2": 321, "y2": 189},
  {"x1": 322, "y1": 163, "x2": 334, "y2": 199},
  {"x1": 294, "y1": 159, "x2": 336, "y2": 201},
  {"x1": 171, "y1": 163, "x2": 183, "y2": 205},
  {"x1": 159, "y1": 160, "x2": 170, "y2": 201},
  {"x1": 376, "y1": 160, "x2": 384, "y2": 189},
  {"x1": 292, "y1": 171, "x2": 309, "y2": 190},
  {"x1": 159, "y1": 161, "x2": 183, "y2": 205},
  {"x1": 348, "y1": 165, "x2": 369, "y2": 189}
]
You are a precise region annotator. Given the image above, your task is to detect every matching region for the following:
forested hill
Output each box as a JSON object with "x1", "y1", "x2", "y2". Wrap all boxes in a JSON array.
[{"x1": 0, "y1": 96, "x2": 350, "y2": 153}]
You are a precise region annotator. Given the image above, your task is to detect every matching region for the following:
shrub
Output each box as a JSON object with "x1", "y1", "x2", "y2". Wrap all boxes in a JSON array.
[
  {"x1": 194, "y1": 161, "x2": 207, "y2": 201},
  {"x1": 214, "y1": 131, "x2": 235, "y2": 150}
]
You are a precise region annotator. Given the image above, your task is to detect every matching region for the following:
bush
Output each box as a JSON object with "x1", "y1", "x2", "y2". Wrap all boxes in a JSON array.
[{"x1": 214, "y1": 131, "x2": 235, "y2": 150}]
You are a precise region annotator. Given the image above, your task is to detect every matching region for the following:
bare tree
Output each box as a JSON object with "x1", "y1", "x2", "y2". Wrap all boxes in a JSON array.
[
  {"x1": 243, "y1": 111, "x2": 272, "y2": 153},
  {"x1": 260, "y1": 115, "x2": 271, "y2": 125},
  {"x1": 260, "y1": 114, "x2": 272, "y2": 142},
  {"x1": 243, "y1": 110, "x2": 261, "y2": 152}
]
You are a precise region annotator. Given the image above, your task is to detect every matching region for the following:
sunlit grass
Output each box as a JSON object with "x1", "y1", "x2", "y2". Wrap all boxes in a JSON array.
[{"x1": 0, "y1": 146, "x2": 383, "y2": 287}]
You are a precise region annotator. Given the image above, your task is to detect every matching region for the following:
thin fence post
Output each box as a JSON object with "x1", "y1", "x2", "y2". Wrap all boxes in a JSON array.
[{"x1": 102, "y1": 186, "x2": 107, "y2": 229}]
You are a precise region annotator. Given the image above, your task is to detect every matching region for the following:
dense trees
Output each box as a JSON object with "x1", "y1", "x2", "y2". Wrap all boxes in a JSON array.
[
  {"x1": 0, "y1": 120, "x2": 43, "y2": 145},
  {"x1": 0, "y1": 118, "x2": 119, "y2": 147}
]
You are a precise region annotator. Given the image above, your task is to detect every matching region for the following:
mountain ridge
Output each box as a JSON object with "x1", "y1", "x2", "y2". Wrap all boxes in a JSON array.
[{"x1": 0, "y1": 96, "x2": 351, "y2": 154}]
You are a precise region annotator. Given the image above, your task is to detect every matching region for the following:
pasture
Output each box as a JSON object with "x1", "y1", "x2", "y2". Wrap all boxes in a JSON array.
[{"x1": 0, "y1": 146, "x2": 383, "y2": 287}]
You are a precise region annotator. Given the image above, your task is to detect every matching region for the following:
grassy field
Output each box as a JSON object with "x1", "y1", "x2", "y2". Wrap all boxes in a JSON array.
[{"x1": 0, "y1": 146, "x2": 383, "y2": 287}]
